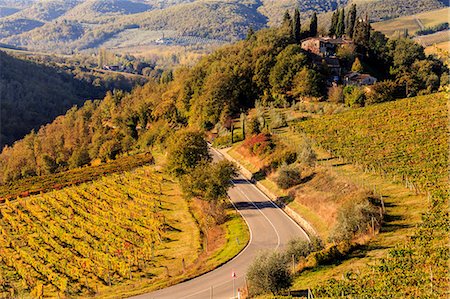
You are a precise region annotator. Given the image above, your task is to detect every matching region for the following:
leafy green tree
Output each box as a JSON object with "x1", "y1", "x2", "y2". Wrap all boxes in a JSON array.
[
  {"x1": 336, "y1": 8, "x2": 345, "y2": 37},
  {"x1": 365, "y1": 80, "x2": 399, "y2": 105},
  {"x1": 68, "y1": 147, "x2": 90, "y2": 169},
  {"x1": 98, "y1": 139, "x2": 122, "y2": 162},
  {"x1": 353, "y1": 18, "x2": 371, "y2": 48},
  {"x1": 41, "y1": 154, "x2": 58, "y2": 174},
  {"x1": 291, "y1": 67, "x2": 325, "y2": 99},
  {"x1": 181, "y1": 160, "x2": 238, "y2": 203},
  {"x1": 346, "y1": 4, "x2": 357, "y2": 38},
  {"x1": 389, "y1": 38, "x2": 425, "y2": 71},
  {"x1": 269, "y1": 45, "x2": 307, "y2": 103},
  {"x1": 166, "y1": 129, "x2": 211, "y2": 176},
  {"x1": 292, "y1": 8, "x2": 301, "y2": 43},
  {"x1": 309, "y1": 12, "x2": 318, "y2": 37},
  {"x1": 160, "y1": 70, "x2": 174, "y2": 84},
  {"x1": 247, "y1": 251, "x2": 292, "y2": 295}
]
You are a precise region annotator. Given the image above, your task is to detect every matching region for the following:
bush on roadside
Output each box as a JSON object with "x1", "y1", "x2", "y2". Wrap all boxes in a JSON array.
[
  {"x1": 284, "y1": 237, "x2": 324, "y2": 262},
  {"x1": 243, "y1": 133, "x2": 275, "y2": 156},
  {"x1": 275, "y1": 164, "x2": 302, "y2": 189},
  {"x1": 270, "y1": 148, "x2": 297, "y2": 169},
  {"x1": 247, "y1": 251, "x2": 292, "y2": 296}
]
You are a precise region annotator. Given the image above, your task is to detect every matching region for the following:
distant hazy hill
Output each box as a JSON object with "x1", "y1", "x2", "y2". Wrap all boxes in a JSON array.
[
  {"x1": 0, "y1": 0, "x2": 448, "y2": 53},
  {"x1": 7, "y1": 0, "x2": 81, "y2": 22}
]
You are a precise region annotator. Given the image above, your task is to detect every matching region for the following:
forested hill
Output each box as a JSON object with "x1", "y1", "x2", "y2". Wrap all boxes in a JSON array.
[
  {"x1": 0, "y1": 50, "x2": 146, "y2": 148},
  {"x1": 0, "y1": 12, "x2": 446, "y2": 183}
]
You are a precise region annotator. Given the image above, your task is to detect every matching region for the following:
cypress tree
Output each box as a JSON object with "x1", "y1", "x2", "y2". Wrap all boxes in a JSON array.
[
  {"x1": 353, "y1": 17, "x2": 371, "y2": 48},
  {"x1": 293, "y1": 8, "x2": 301, "y2": 43},
  {"x1": 329, "y1": 10, "x2": 338, "y2": 36},
  {"x1": 310, "y1": 12, "x2": 318, "y2": 37},
  {"x1": 336, "y1": 8, "x2": 345, "y2": 37},
  {"x1": 246, "y1": 26, "x2": 255, "y2": 41},
  {"x1": 346, "y1": 4, "x2": 357, "y2": 38},
  {"x1": 283, "y1": 10, "x2": 292, "y2": 28}
]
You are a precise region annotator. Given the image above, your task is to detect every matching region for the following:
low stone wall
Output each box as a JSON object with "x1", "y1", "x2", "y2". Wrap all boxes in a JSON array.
[{"x1": 218, "y1": 147, "x2": 318, "y2": 239}]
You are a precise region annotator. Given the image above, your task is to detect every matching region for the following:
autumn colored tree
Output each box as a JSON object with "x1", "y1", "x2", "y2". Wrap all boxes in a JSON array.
[{"x1": 166, "y1": 129, "x2": 211, "y2": 176}]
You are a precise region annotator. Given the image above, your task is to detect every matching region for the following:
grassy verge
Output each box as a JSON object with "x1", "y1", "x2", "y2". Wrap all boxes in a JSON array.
[{"x1": 204, "y1": 211, "x2": 250, "y2": 268}]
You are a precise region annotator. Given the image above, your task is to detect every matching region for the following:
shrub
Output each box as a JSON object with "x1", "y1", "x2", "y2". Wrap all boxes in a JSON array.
[
  {"x1": 275, "y1": 164, "x2": 302, "y2": 189},
  {"x1": 329, "y1": 196, "x2": 381, "y2": 242},
  {"x1": 284, "y1": 237, "x2": 323, "y2": 262},
  {"x1": 365, "y1": 80, "x2": 400, "y2": 105},
  {"x1": 249, "y1": 116, "x2": 262, "y2": 135},
  {"x1": 343, "y1": 85, "x2": 365, "y2": 107},
  {"x1": 270, "y1": 148, "x2": 297, "y2": 169},
  {"x1": 297, "y1": 138, "x2": 317, "y2": 167},
  {"x1": 312, "y1": 243, "x2": 352, "y2": 265},
  {"x1": 243, "y1": 133, "x2": 274, "y2": 156},
  {"x1": 328, "y1": 85, "x2": 344, "y2": 103},
  {"x1": 269, "y1": 110, "x2": 287, "y2": 129},
  {"x1": 247, "y1": 251, "x2": 292, "y2": 295}
]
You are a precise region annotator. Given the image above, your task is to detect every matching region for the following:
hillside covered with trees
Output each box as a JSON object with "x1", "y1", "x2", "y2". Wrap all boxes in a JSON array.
[
  {"x1": 0, "y1": 50, "x2": 147, "y2": 147},
  {"x1": 0, "y1": 6, "x2": 446, "y2": 182}
]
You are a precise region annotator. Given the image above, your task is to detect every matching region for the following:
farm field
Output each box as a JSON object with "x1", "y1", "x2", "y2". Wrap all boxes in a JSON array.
[
  {"x1": 294, "y1": 93, "x2": 447, "y2": 193},
  {"x1": 0, "y1": 153, "x2": 155, "y2": 201},
  {"x1": 0, "y1": 164, "x2": 249, "y2": 298},
  {"x1": 372, "y1": 7, "x2": 450, "y2": 37},
  {"x1": 415, "y1": 29, "x2": 450, "y2": 47}
]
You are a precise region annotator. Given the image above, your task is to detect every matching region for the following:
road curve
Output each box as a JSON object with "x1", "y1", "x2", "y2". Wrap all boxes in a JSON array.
[{"x1": 130, "y1": 148, "x2": 309, "y2": 299}]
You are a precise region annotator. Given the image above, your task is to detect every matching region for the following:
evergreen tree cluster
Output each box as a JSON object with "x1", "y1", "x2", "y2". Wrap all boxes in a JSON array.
[
  {"x1": 329, "y1": 4, "x2": 368, "y2": 42},
  {"x1": 282, "y1": 9, "x2": 320, "y2": 41}
]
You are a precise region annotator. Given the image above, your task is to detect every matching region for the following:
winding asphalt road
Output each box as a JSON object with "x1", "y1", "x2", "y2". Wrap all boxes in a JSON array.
[{"x1": 130, "y1": 148, "x2": 309, "y2": 299}]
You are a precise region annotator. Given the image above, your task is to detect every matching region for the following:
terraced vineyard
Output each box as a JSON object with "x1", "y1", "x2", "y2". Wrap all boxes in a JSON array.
[
  {"x1": 294, "y1": 93, "x2": 447, "y2": 193},
  {"x1": 0, "y1": 166, "x2": 200, "y2": 297}
]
